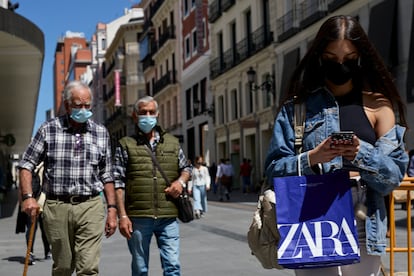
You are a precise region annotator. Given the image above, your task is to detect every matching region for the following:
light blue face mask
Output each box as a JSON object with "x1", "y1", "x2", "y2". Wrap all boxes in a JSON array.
[
  {"x1": 71, "y1": 108, "x2": 93, "y2": 123},
  {"x1": 138, "y1": 115, "x2": 157, "y2": 133}
]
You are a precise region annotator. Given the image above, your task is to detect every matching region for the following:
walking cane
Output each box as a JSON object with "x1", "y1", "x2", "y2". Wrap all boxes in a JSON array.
[{"x1": 23, "y1": 215, "x2": 37, "y2": 276}]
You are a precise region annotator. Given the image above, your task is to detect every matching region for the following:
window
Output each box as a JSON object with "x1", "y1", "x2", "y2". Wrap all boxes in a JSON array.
[
  {"x1": 185, "y1": 36, "x2": 191, "y2": 59},
  {"x1": 192, "y1": 30, "x2": 198, "y2": 54},
  {"x1": 231, "y1": 89, "x2": 238, "y2": 120},
  {"x1": 193, "y1": 83, "x2": 199, "y2": 116},
  {"x1": 218, "y1": 95, "x2": 225, "y2": 124},
  {"x1": 200, "y1": 78, "x2": 207, "y2": 111},
  {"x1": 184, "y1": 0, "x2": 189, "y2": 16},
  {"x1": 166, "y1": 101, "x2": 171, "y2": 128},
  {"x1": 246, "y1": 82, "x2": 253, "y2": 115},
  {"x1": 101, "y1": 38, "x2": 107, "y2": 50},
  {"x1": 186, "y1": 88, "x2": 192, "y2": 120},
  {"x1": 173, "y1": 96, "x2": 178, "y2": 126}
]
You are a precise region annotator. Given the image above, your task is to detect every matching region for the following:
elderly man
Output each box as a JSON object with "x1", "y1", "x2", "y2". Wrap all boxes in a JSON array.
[
  {"x1": 18, "y1": 80, "x2": 117, "y2": 276},
  {"x1": 114, "y1": 96, "x2": 191, "y2": 276}
]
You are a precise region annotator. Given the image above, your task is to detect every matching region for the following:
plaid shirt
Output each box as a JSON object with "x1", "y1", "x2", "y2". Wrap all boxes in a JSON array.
[
  {"x1": 18, "y1": 116, "x2": 114, "y2": 196},
  {"x1": 113, "y1": 130, "x2": 191, "y2": 189}
]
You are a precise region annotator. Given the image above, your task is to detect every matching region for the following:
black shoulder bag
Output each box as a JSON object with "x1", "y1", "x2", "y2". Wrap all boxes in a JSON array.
[{"x1": 144, "y1": 146, "x2": 194, "y2": 223}]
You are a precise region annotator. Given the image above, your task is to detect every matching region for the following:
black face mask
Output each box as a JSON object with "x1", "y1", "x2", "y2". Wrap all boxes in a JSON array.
[{"x1": 321, "y1": 59, "x2": 360, "y2": 85}]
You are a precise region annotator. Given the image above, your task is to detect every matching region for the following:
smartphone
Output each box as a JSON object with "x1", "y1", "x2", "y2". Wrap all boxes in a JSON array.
[{"x1": 330, "y1": 131, "x2": 354, "y2": 144}]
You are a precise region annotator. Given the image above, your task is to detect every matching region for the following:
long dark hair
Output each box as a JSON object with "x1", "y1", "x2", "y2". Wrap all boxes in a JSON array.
[{"x1": 284, "y1": 15, "x2": 406, "y2": 126}]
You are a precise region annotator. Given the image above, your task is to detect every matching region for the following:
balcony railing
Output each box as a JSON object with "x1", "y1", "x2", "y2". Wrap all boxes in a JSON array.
[
  {"x1": 210, "y1": 25, "x2": 273, "y2": 80},
  {"x1": 158, "y1": 24, "x2": 176, "y2": 50},
  {"x1": 221, "y1": 0, "x2": 235, "y2": 12},
  {"x1": 277, "y1": 0, "x2": 350, "y2": 42},
  {"x1": 104, "y1": 107, "x2": 123, "y2": 127},
  {"x1": 277, "y1": 9, "x2": 300, "y2": 42},
  {"x1": 299, "y1": 0, "x2": 328, "y2": 29},
  {"x1": 142, "y1": 54, "x2": 155, "y2": 71},
  {"x1": 328, "y1": 0, "x2": 352, "y2": 12},
  {"x1": 208, "y1": 0, "x2": 221, "y2": 23},
  {"x1": 153, "y1": 70, "x2": 177, "y2": 95},
  {"x1": 150, "y1": 0, "x2": 164, "y2": 18}
]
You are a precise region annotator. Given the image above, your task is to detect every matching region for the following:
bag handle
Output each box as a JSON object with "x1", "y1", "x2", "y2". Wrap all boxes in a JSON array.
[
  {"x1": 144, "y1": 146, "x2": 171, "y2": 186},
  {"x1": 294, "y1": 102, "x2": 306, "y2": 154},
  {"x1": 294, "y1": 102, "x2": 306, "y2": 176}
]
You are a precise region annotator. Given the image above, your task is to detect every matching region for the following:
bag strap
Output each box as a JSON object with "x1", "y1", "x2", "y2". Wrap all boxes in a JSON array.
[
  {"x1": 294, "y1": 102, "x2": 306, "y2": 154},
  {"x1": 144, "y1": 146, "x2": 171, "y2": 186},
  {"x1": 260, "y1": 102, "x2": 306, "y2": 193}
]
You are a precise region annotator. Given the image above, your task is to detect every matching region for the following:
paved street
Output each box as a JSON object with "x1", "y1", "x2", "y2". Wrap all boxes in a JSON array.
[{"x1": 0, "y1": 187, "x2": 413, "y2": 276}]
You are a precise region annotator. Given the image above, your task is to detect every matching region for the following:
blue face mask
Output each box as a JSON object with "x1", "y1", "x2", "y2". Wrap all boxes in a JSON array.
[
  {"x1": 138, "y1": 115, "x2": 157, "y2": 133},
  {"x1": 70, "y1": 108, "x2": 93, "y2": 123}
]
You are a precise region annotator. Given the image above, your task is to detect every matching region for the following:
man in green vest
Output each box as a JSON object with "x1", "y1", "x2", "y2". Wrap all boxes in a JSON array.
[{"x1": 114, "y1": 96, "x2": 192, "y2": 276}]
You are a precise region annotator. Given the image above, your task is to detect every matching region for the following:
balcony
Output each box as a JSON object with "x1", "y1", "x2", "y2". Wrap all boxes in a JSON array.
[
  {"x1": 208, "y1": 0, "x2": 221, "y2": 23},
  {"x1": 277, "y1": 9, "x2": 300, "y2": 42},
  {"x1": 328, "y1": 0, "x2": 352, "y2": 12},
  {"x1": 221, "y1": 0, "x2": 235, "y2": 12},
  {"x1": 142, "y1": 54, "x2": 155, "y2": 72},
  {"x1": 299, "y1": 0, "x2": 328, "y2": 29},
  {"x1": 158, "y1": 24, "x2": 176, "y2": 50},
  {"x1": 210, "y1": 25, "x2": 273, "y2": 80},
  {"x1": 104, "y1": 107, "x2": 123, "y2": 127},
  {"x1": 153, "y1": 70, "x2": 177, "y2": 95},
  {"x1": 150, "y1": 0, "x2": 164, "y2": 18}
]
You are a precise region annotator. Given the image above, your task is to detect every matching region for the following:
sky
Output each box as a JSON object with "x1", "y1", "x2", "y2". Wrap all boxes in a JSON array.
[{"x1": 16, "y1": 0, "x2": 140, "y2": 133}]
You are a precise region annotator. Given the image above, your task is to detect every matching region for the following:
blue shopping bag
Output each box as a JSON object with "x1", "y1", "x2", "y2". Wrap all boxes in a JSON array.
[{"x1": 273, "y1": 170, "x2": 360, "y2": 269}]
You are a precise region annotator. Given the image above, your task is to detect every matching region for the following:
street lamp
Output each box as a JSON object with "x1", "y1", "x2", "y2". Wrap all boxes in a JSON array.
[
  {"x1": 246, "y1": 66, "x2": 274, "y2": 93},
  {"x1": 193, "y1": 99, "x2": 200, "y2": 116},
  {"x1": 193, "y1": 99, "x2": 215, "y2": 119}
]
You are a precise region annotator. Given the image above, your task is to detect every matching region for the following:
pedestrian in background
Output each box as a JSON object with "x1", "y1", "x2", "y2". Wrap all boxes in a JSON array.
[
  {"x1": 217, "y1": 158, "x2": 233, "y2": 201},
  {"x1": 209, "y1": 162, "x2": 218, "y2": 194},
  {"x1": 18, "y1": 80, "x2": 117, "y2": 276},
  {"x1": 264, "y1": 15, "x2": 408, "y2": 275},
  {"x1": 240, "y1": 158, "x2": 252, "y2": 194},
  {"x1": 114, "y1": 96, "x2": 192, "y2": 276},
  {"x1": 188, "y1": 156, "x2": 210, "y2": 218},
  {"x1": 16, "y1": 162, "x2": 51, "y2": 265}
]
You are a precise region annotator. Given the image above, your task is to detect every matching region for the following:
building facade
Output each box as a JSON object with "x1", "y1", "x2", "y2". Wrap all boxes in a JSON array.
[
  {"x1": 208, "y1": 0, "x2": 274, "y2": 186},
  {"x1": 181, "y1": 0, "x2": 214, "y2": 164},
  {"x1": 50, "y1": 0, "x2": 414, "y2": 190},
  {"x1": 139, "y1": 0, "x2": 184, "y2": 142},
  {"x1": 53, "y1": 32, "x2": 90, "y2": 116},
  {"x1": 208, "y1": 0, "x2": 414, "y2": 187}
]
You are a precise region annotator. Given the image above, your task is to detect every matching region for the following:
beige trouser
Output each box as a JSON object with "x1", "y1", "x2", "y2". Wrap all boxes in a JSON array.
[{"x1": 42, "y1": 196, "x2": 105, "y2": 276}]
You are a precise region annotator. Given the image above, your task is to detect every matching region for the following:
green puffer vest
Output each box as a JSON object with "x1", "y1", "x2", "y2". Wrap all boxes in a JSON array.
[{"x1": 119, "y1": 130, "x2": 179, "y2": 218}]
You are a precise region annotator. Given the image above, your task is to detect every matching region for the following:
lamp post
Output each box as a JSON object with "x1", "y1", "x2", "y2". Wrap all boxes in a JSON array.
[
  {"x1": 193, "y1": 99, "x2": 215, "y2": 121},
  {"x1": 246, "y1": 67, "x2": 274, "y2": 185},
  {"x1": 246, "y1": 66, "x2": 273, "y2": 93},
  {"x1": 193, "y1": 99, "x2": 200, "y2": 116}
]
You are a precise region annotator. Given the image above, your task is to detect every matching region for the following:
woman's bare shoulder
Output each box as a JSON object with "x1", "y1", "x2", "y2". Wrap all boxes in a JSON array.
[
  {"x1": 362, "y1": 91, "x2": 392, "y2": 110},
  {"x1": 362, "y1": 91, "x2": 395, "y2": 136}
]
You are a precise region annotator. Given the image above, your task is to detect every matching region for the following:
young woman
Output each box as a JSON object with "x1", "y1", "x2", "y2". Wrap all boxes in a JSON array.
[
  {"x1": 188, "y1": 156, "x2": 210, "y2": 218},
  {"x1": 265, "y1": 15, "x2": 408, "y2": 275}
]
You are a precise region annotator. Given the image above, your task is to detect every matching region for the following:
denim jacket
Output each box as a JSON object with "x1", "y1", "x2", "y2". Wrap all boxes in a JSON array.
[{"x1": 265, "y1": 87, "x2": 408, "y2": 255}]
